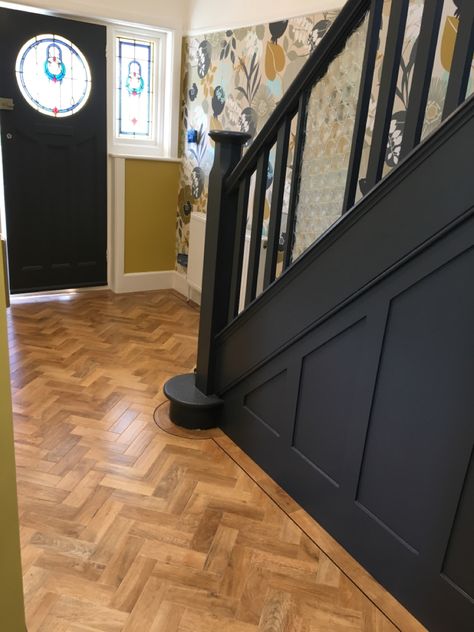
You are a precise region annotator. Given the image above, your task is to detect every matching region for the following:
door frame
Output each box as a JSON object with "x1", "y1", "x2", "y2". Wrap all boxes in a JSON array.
[
  {"x1": 0, "y1": 133, "x2": 6, "y2": 238},
  {"x1": 0, "y1": 1, "x2": 182, "y2": 293}
]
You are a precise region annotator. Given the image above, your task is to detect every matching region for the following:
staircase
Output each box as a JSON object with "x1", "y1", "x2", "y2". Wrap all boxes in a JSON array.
[{"x1": 165, "y1": 1, "x2": 474, "y2": 630}]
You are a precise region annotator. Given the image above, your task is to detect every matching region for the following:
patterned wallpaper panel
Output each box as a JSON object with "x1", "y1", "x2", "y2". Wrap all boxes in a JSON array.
[
  {"x1": 177, "y1": 8, "x2": 340, "y2": 265},
  {"x1": 294, "y1": 0, "x2": 473, "y2": 258},
  {"x1": 177, "y1": 1, "x2": 472, "y2": 269},
  {"x1": 293, "y1": 14, "x2": 368, "y2": 260}
]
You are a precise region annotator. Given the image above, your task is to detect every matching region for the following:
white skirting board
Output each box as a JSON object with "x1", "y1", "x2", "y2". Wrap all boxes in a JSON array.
[{"x1": 113, "y1": 270, "x2": 195, "y2": 299}]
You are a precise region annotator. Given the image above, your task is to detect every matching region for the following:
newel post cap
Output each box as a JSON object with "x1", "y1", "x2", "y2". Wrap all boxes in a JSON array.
[{"x1": 208, "y1": 130, "x2": 251, "y2": 145}]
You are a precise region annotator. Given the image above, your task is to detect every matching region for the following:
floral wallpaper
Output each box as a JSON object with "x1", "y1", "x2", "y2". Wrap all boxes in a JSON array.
[
  {"x1": 362, "y1": 0, "x2": 473, "y2": 189},
  {"x1": 294, "y1": 0, "x2": 473, "y2": 257},
  {"x1": 176, "y1": 8, "x2": 340, "y2": 269},
  {"x1": 293, "y1": 15, "x2": 368, "y2": 259},
  {"x1": 176, "y1": 0, "x2": 473, "y2": 271}
]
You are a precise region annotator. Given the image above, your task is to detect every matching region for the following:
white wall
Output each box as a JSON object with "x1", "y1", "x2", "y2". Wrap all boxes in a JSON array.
[
  {"x1": 186, "y1": 0, "x2": 343, "y2": 34},
  {"x1": 1, "y1": 0, "x2": 190, "y2": 30}
]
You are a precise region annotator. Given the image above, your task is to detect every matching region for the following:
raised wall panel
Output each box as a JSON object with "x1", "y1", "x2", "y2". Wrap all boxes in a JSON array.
[
  {"x1": 218, "y1": 102, "x2": 474, "y2": 630},
  {"x1": 293, "y1": 319, "x2": 366, "y2": 486},
  {"x1": 442, "y1": 453, "x2": 474, "y2": 600},
  {"x1": 244, "y1": 370, "x2": 288, "y2": 437},
  {"x1": 214, "y1": 102, "x2": 474, "y2": 393},
  {"x1": 356, "y1": 249, "x2": 474, "y2": 553}
]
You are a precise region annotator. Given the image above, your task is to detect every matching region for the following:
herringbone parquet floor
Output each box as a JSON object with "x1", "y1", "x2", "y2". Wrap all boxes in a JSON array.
[{"x1": 7, "y1": 289, "x2": 423, "y2": 632}]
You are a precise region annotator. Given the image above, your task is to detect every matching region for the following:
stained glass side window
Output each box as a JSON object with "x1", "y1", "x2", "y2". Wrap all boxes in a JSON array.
[
  {"x1": 116, "y1": 37, "x2": 154, "y2": 139},
  {"x1": 15, "y1": 34, "x2": 91, "y2": 118}
]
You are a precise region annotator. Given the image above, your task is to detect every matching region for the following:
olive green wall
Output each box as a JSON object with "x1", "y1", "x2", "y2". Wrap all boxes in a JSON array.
[
  {"x1": 0, "y1": 256, "x2": 26, "y2": 632},
  {"x1": 124, "y1": 159, "x2": 180, "y2": 274}
]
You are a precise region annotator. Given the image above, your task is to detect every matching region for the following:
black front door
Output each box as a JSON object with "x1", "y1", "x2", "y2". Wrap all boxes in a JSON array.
[{"x1": 0, "y1": 8, "x2": 107, "y2": 293}]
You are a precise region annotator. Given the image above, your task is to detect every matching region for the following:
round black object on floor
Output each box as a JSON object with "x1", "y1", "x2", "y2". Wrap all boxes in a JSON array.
[{"x1": 163, "y1": 373, "x2": 223, "y2": 430}]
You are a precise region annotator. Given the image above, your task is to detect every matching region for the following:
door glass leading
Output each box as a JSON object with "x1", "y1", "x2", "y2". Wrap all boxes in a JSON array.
[
  {"x1": 15, "y1": 34, "x2": 91, "y2": 117},
  {"x1": 116, "y1": 37, "x2": 154, "y2": 139}
]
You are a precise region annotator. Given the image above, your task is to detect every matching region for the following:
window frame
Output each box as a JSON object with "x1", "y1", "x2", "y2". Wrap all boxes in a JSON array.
[{"x1": 107, "y1": 26, "x2": 166, "y2": 157}]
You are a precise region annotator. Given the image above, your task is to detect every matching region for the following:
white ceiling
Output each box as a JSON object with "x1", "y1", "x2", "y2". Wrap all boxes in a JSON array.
[
  {"x1": 1, "y1": 0, "x2": 343, "y2": 33},
  {"x1": 186, "y1": 0, "x2": 343, "y2": 34},
  {"x1": 0, "y1": 0, "x2": 192, "y2": 30}
]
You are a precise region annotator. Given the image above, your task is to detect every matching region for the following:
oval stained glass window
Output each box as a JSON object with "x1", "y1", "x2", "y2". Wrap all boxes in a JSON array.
[{"x1": 15, "y1": 34, "x2": 91, "y2": 117}]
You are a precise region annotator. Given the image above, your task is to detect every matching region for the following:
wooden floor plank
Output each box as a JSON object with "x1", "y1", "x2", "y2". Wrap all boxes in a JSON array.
[{"x1": 8, "y1": 290, "x2": 424, "y2": 631}]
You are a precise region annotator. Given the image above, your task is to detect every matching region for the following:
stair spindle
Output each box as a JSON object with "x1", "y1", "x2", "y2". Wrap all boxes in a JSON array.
[
  {"x1": 365, "y1": 0, "x2": 410, "y2": 189},
  {"x1": 227, "y1": 177, "x2": 251, "y2": 322},
  {"x1": 245, "y1": 150, "x2": 270, "y2": 306},
  {"x1": 264, "y1": 118, "x2": 291, "y2": 288},
  {"x1": 283, "y1": 92, "x2": 309, "y2": 270},
  {"x1": 343, "y1": 0, "x2": 384, "y2": 213},
  {"x1": 442, "y1": 2, "x2": 474, "y2": 119},
  {"x1": 400, "y1": 0, "x2": 444, "y2": 160}
]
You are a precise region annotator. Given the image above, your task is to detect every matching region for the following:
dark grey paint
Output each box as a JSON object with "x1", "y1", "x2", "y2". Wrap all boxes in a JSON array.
[
  {"x1": 215, "y1": 98, "x2": 474, "y2": 393},
  {"x1": 216, "y1": 100, "x2": 474, "y2": 631}
]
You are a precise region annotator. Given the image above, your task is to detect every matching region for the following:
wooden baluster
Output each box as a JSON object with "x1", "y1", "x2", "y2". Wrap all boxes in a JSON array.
[
  {"x1": 227, "y1": 176, "x2": 251, "y2": 322},
  {"x1": 400, "y1": 1, "x2": 443, "y2": 160},
  {"x1": 283, "y1": 92, "x2": 309, "y2": 270},
  {"x1": 365, "y1": 0, "x2": 409, "y2": 189},
  {"x1": 343, "y1": 0, "x2": 384, "y2": 212},
  {"x1": 245, "y1": 150, "x2": 270, "y2": 306},
  {"x1": 264, "y1": 118, "x2": 291, "y2": 288},
  {"x1": 442, "y1": 2, "x2": 474, "y2": 119}
]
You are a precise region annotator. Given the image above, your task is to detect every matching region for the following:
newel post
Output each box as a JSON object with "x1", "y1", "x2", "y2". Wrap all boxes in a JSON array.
[
  {"x1": 163, "y1": 131, "x2": 250, "y2": 429},
  {"x1": 196, "y1": 131, "x2": 250, "y2": 394}
]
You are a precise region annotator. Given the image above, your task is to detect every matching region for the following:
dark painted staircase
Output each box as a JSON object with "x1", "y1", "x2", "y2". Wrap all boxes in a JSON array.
[{"x1": 165, "y1": 2, "x2": 474, "y2": 629}]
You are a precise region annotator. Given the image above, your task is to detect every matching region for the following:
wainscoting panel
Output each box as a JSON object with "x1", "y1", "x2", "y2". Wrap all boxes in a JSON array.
[
  {"x1": 293, "y1": 318, "x2": 366, "y2": 488},
  {"x1": 244, "y1": 370, "x2": 288, "y2": 438},
  {"x1": 356, "y1": 248, "x2": 474, "y2": 556},
  {"x1": 220, "y1": 214, "x2": 474, "y2": 631},
  {"x1": 441, "y1": 451, "x2": 474, "y2": 601}
]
